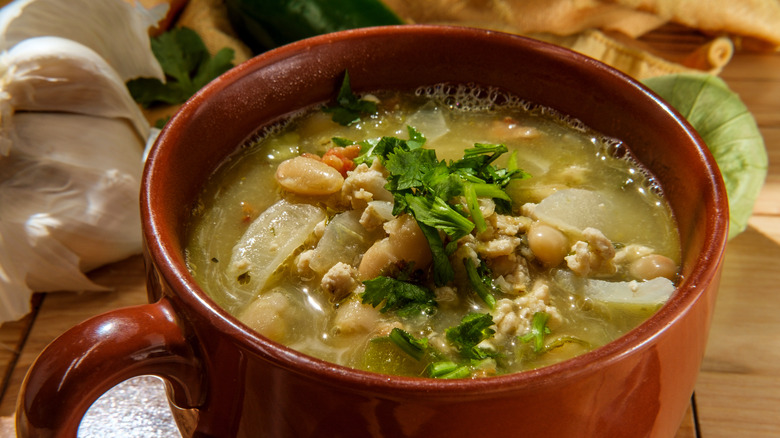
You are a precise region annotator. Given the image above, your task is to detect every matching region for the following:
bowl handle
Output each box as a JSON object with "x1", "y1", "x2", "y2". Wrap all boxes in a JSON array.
[{"x1": 14, "y1": 298, "x2": 205, "y2": 437}]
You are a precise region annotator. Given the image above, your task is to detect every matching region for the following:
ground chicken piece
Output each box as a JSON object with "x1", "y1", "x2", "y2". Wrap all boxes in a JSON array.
[
  {"x1": 613, "y1": 244, "x2": 655, "y2": 266},
  {"x1": 321, "y1": 262, "x2": 360, "y2": 301},
  {"x1": 492, "y1": 213, "x2": 531, "y2": 236},
  {"x1": 491, "y1": 280, "x2": 562, "y2": 345},
  {"x1": 296, "y1": 249, "x2": 315, "y2": 277},
  {"x1": 565, "y1": 227, "x2": 617, "y2": 277},
  {"x1": 520, "y1": 202, "x2": 537, "y2": 218},
  {"x1": 434, "y1": 285, "x2": 459, "y2": 308},
  {"x1": 312, "y1": 219, "x2": 328, "y2": 238},
  {"x1": 359, "y1": 200, "x2": 394, "y2": 230},
  {"x1": 341, "y1": 160, "x2": 394, "y2": 210},
  {"x1": 492, "y1": 255, "x2": 531, "y2": 295},
  {"x1": 452, "y1": 234, "x2": 480, "y2": 268},
  {"x1": 477, "y1": 235, "x2": 522, "y2": 258},
  {"x1": 558, "y1": 165, "x2": 589, "y2": 186}
]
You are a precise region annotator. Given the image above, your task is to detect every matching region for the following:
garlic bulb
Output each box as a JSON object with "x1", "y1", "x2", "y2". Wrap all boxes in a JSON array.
[
  {"x1": 0, "y1": 0, "x2": 164, "y2": 323},
  {"x1": 0, "y1": 0, "x2": 165, "y2": 82},
  {"x1": 0, "y1": 36, "x2": 151, "y2": 149}
]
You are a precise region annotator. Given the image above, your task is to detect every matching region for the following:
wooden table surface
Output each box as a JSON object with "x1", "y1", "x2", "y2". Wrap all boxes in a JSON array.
[{"x1": 1, "y1": 28, "x2": 779, "y2": 437}]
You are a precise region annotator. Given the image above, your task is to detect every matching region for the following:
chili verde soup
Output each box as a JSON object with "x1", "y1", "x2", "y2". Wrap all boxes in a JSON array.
[{"x1": 185, "y1": 80, "x2": 680, "y2": 378}]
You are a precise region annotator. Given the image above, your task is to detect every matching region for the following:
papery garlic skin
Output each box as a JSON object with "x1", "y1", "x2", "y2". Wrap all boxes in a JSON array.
[
  {"x1": 0, "y1": 112, "x2": 145, "y2": 322},
  {"x1": 0, "y1": 0, "x2": 162, "y2": 323},
  {"x1": 0, "y1": 0, "x2": 166, "y2": 82},
  {"x1": 0, "y1": 36, "x2": 151, "y2": 149}
]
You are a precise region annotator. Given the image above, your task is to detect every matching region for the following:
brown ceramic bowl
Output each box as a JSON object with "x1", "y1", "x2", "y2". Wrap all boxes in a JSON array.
[{"x1": 16, "y1": 25, "x2": 728, "y2": 437}]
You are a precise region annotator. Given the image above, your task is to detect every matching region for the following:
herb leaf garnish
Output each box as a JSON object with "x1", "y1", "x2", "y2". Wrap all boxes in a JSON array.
[
  {"x1": 127, "y1": 27, "x2": 235, "y2": 108},
  {"x1": 445, "y1": 312, "x2": 498, "y2": 361},
  {"x1": 361, "y1": 276, "x2": 437, "y2": 318},
  {"x1": 387, "y1": 327, "x2": 429, "y2": 361},
  {"x1": 324, "y1": 71, "x2": 378, "y2": 126},
  {"x1": 519, "y1": 312, "x2": 552, "y2": 352},
  {"x1": 346, "y1": 127, "x2": 528, "y2": 286}
]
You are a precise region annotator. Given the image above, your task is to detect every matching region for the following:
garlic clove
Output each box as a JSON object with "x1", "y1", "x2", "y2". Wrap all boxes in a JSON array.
[
  {"x1": 0, "y1": 36, "x2": 150, "y2": 143},
  {"x1": 0, "y1": 0, "x2": 165, "y2": 82},
  {"x1": 3, "y1": 111, "x2": 144, "y2": 269},
  {"x1": 0, "y1": 219, "x2": 110, "y2": 323},
  {"x1": 0, "y1": 111, "x2": 144, "y2": 321}
]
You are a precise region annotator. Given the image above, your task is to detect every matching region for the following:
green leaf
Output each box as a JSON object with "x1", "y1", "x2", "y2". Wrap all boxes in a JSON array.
[
  {"x1": 519, "y1": 312, "x2": 552, "y2": 352},
  {"x1": 127, "y1": 27, "x2": 235, "y2": 108},
  {"x1": 643, "y1": 73, "x2": 768, "y2": 239},
  {"x1": 193, "y1": 47, "x2": 236, "y2": 90},
  {"x1": 225, "y1": 0, "x2": 404, "y2": 53},
  {"x1": 428, "y1": 361, "x2": 471, "y2": 379},
  {"x1": 445, "y1": 312, "x2": 497, "y2": 360},
  {"x1": 361, "y1": 276, "x2": 437, "y2": 317},
  {"x1": 387, "y1": 328, "x2": 428, "y2": 361},
  {"x1": 385, "y1": 148, "x2": 439, "y2": 190},
  {"x1": 406, "y1": 195, "x2": 475, "y2": 241},
  {"x1": 463, "y1": 257, "x2": 497, "y2": 309},
  {"x1": 417, "y1": 222, "x2": 455, "y2": 286},
  {"x1": 463, "y1": 182, "x2": 487, "y2": 233},
  {"x1": 324, "y1": 71, "x2": 378, "y2": 126}
]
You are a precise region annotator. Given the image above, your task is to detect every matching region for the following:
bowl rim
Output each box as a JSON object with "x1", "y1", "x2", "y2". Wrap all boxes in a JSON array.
[{"x1": 142, "y1": 24, "x2": 729, "y2": 396}]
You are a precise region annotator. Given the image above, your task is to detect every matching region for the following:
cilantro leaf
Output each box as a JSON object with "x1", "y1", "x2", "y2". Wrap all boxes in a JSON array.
[
  {"x1": 445, "y1": 313, "x2": 497, "y2": 360},
  {"x1": 405, "y1": 195, "x2": 474, "y2": 241},
  {"x1": 127, "y1": 27, "x2": 235, "y2": 108},
  {"x1": 324, "y1": 71, "x2": 378, "y2": 126},
  {"x1": 385, "y1": 147, "x2": 438, "y2": 190},
  {"x1": 463, "y1": 258, "x2": 497, "y2": 309},
  {"x1": 361, "y1": 276, "x2": 437, "y2": 317},
  {"x1": 405, "y1": 125, "x2": 427, "y2": 150},
  {"x1": 417, "y1": 222, "x2": 455, "y2": 286},
  {"x1": 428, "y1": 361, "x2": 471, "y2": 379},
  {"x1": 339, "y1": 116, "x2": 527, "y2": 298},
  {"x1": 519, "y1": 312, "x2": 552, "y2": 352},
  {"x1": 387, "y1": 328, "x2": 429, "y2": 361}
]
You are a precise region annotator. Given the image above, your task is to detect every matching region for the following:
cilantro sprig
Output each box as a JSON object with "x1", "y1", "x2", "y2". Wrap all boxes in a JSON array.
[
  {"x1": 323, "y1": 71, "x2": 378, "y2": 126},
  {"x1": 127, "y1": 27, "x2": 235, "y2": 108},
  {"x1": 343, "y1": 127, "x2": 528, "y2": 295},
  {"x1": 445, "y1": 312, "x2": 498, "y2": 361},
  {"x1": 463, "y1": 258, "x2": 498, "y2": 310},
  {"x1": 379, "y1": 313, "x2": 499, "y2": 379},
  {"x1": 361, "y1": 276, "x2": 437, "y2": 318},
  {"x1": 519, "y1": 312, "x2": 552, "y2": 352}
]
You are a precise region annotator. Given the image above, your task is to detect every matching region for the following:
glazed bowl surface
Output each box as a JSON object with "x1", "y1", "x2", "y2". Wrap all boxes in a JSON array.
[{"x1": 17, "y1": 25, "x2": 728, "y2": 438}]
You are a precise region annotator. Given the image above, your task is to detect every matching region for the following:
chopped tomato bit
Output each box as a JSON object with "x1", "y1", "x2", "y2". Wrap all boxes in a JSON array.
[{"x1": 321, "y1": 145, "x2": 361, "y2": 177}]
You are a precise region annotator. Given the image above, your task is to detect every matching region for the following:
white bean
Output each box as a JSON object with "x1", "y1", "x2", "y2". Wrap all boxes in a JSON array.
[
  {"x1": 358, "y1": 214, "x2": 432, "y2": 279},
  {"x1": 629, "y1": 254, "x2": 677, "y2": 281},
  {"x1": 527, "y1": 223, "x2": 568, "y2": 267},
  {"x1": 275, "y1": 155, "x2": 344, "y2": 195}
]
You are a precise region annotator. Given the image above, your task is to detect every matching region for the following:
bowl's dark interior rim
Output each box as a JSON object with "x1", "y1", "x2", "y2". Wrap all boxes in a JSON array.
[{"x1": 143, "y1": 24, "x2": 729, "y2": 396}]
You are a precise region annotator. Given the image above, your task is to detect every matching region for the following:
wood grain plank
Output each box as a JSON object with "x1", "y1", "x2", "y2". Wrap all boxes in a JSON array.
[
  {"x1": 701, "y1": 216, "x2": 780, "y2": 377},
  {"x1": 0, "y1": 256, "x2": 149, "y2": 417},
  {"x1": 696, "y1": 372, "x2": 780, "y2": 438},
  {"x1": 748, "y1": 127, "x2": 780, "y2": 216},
  {"x1": 0, "y1": 296, "x2": 42, "y2": 408},
  {"x1": 674, "y1": 400, "x2": 698, "y2": 438}
]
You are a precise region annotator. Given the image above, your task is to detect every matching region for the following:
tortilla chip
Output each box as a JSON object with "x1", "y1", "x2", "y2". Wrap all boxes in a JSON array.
[
  {"x1": 176, "y1": 0, "x2": 253, "y2": 65},
  {"x1": 385, "y1": 0, "x2": 780, "y2": 48},
  {"x1": 131, "y1": 0, "x2": 188, "y2": 34},
  {"x1": 383, "y1": 0, "x2": 666, "y2": 37},
  {"x1": 533, "y1": 30, "x2": 733, "y2": 79},
  {"x1": 612, "y1": 0, "x2": 780, "y2": 47}
]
